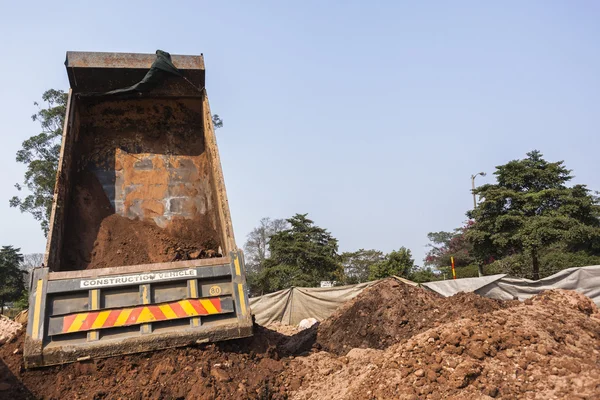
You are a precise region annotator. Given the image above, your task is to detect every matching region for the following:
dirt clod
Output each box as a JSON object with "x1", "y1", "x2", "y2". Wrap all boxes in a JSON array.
[{"x1": 0, "y1": 325, "x2": 292, "y2": 400}]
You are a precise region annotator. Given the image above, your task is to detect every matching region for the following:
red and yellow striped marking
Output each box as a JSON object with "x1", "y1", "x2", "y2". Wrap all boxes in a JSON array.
[{"x1": 60, "y1": 298, "x2": 224, "y2": 334}]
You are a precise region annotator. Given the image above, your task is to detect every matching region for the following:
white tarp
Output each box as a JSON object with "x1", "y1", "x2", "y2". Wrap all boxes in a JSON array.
[
  {"x1": 475, "y1": 265, "x2": 600, "y2": 305},
  {"x1": 249, "y1": 281, "x2": 377, "y2": 326},
  {"x1": 422, "y1": 274, "x2": 507, "y2": 297},
  {"x1": 422, "y1": 266, "x2": 600, "y2": 305}
]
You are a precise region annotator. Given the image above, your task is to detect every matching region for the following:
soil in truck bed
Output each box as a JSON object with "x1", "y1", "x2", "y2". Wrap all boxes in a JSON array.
[
  {"x1": 87, "y1": 213, "x2": 221, "y2": 270},
  {"x1": 58, "y1": 98, "x2": 223, "y2": 271},
  {"x1": 60, "y1": 170, "x2": 222, "y2": 270}
]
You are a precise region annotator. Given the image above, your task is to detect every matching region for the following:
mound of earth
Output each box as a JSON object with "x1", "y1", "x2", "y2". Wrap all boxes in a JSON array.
[
  {"x1": 2, "y1": 286, "x2": 599, "y2": 399},
  {"x1": 288, "y1": 289, "x2": 600, "y2": 399},
  {"x1": 0, "y1": 324, "x2": 305, "y2": 400},
  {"x1": 317, "y1": 278, "x2": 516, "y2": 355}
]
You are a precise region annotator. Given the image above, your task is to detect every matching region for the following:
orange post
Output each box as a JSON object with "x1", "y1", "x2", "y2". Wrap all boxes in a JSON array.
[{"x1": 451, "y1": 256, "x2": 456, "y2": 279}]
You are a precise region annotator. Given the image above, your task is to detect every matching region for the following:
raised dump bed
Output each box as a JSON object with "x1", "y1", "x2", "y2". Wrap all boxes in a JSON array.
[{"x1": 24, "y1": 51, "x2": 252, "y2": 368}]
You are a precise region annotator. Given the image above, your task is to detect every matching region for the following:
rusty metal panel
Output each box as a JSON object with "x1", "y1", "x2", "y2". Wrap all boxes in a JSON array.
[
  {"x1": 65, "y1": 52, "x2": 205, "y2": 95},
  {"x1": 56, "y1": 97, "x2": 227, "y2": 272},
  {"x1": 202, "y1": 91, "x2": 237, "y2": 252},
  {"x1": 80, "y1": 98, "x2": 207, "y2": 226},
  {"x1": 48, "y1": 258, "x2": 232, "y2": 281},
  {"x1": 66, "y1": 51, "x2": 205, "y2": 70}
]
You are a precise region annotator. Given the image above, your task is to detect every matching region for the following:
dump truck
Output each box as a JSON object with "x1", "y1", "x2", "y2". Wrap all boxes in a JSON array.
[{"x1": 24, "y1": 51, "x2": 253, "y2": 368}]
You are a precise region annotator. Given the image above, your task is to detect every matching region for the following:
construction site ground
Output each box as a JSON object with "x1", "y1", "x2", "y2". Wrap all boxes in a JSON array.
[{"x1": 2, "y1": 279, "x2": 600, "y2": 399}]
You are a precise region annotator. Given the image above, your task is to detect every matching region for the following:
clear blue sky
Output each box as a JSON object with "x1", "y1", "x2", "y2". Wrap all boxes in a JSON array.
[{"x1": 1, "y1": 1, "x2": 599, "y2": 265}]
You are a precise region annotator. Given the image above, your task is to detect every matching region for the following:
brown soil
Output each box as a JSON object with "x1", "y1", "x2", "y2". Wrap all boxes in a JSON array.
[
  {"x1": 2, "y1": 284, "x2": 599, "y2": 399},
  {"x1": 60, "y1": 171, "x2": 114, "y2": 270},
  {"x1": 0, "y1": 325, "x2": 301, "y2": 400},
  {"x1": 290, "y1": 289, "x2": 600, "y2": 399},
  {"x1": 85, "y1": 214, "x2": 221, "y2": 270},
  {"x1": 317, "y1": 279, "x2": 517, "y2": 355}
]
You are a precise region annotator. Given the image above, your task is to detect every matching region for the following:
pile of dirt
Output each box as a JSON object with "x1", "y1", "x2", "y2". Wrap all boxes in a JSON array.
[
  {"x1": 288, "y1": 289, "x2": 600, "y2": 399},
  {"x1": 0, "y1": 316, "x2": 21, "y2": 344},
  {"x1": 317, "y1": 279, "x2": 516, "y2": 355},
  {"x1": 2, "y1": 285, "x2": 599, "y2": 399},
  {"x1": 85, "y1": 214, "x2": 221, "y2": 270},
  {"x1": 0, "y1": 324, "x2": 304, "y2": 400}
]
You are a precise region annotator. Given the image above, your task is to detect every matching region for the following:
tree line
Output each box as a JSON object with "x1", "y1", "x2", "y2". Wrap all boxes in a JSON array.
[
  {"x1": 0, "y1": 248, "x2": 41, "y2": 314},
  {"x1": 243, "y1": 214, "x2": 435, "y2": 296},
  {"x1": 244, "y1": 150, "x2": 600, "y2": 294},
  {"x1": 424, "y1": 151, "x2": 600, "y2": 281}
]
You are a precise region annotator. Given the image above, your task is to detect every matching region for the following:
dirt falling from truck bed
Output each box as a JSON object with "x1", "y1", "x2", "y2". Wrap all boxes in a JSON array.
[
  {"x1": 60, "y1": 168, "x2": 222, "y2": 270},
  {"x1": 60, "y1": 169, "x2": 222, "y2": 270}
]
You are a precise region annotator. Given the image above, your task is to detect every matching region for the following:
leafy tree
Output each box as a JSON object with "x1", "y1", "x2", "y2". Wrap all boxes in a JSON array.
[
  {"x1": 368, "y1": 247, "x2": 415, "y2": 280},
  {"x1": 251, "y1": 214, "x2": 340, "y2": 294},
  {"x1": 466, "y1": 151, "x2": 600, "y2": 280},
  {"x1": 244, "y1": 217, "x2": 289, "y2": 273},
  {"x1": 12, "y1": 292, "x2": 30, "y2": 313},
  {"x1": 340, "y1": 249, "x2": 385, "y2": 284},
  {"x1": 10, "y1": 89, "x2": 225, "y2": 236},
  {"x1": 538, "y1": 248, "x2": 600, "y2": 277},
  {"x1": 0, "y1": 246, "x2": 26, "y2": 314},
  {"x1": 409, "y1": 266, "x2": 441, "y2": 283},
  {"x1": 424, "y1": 231, "x2": 454, "y2": 263},
  {"x1": 485, "y1": 246, "x2": 600, "y2": 279},
  {"x1": 425, "y1": 222, "x2": 477, "y2": 269},
  {"x1": 10, "y1": 89, "x2": 67, "y2": 235}
]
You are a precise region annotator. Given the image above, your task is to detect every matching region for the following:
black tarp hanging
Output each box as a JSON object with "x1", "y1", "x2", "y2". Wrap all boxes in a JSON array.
[
  {"x1": 75, "y1": 50, "x2": 199, "y2": 97},
  {"x1": 102, "y1": 50, "x2": 183, "y2": 95}
]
